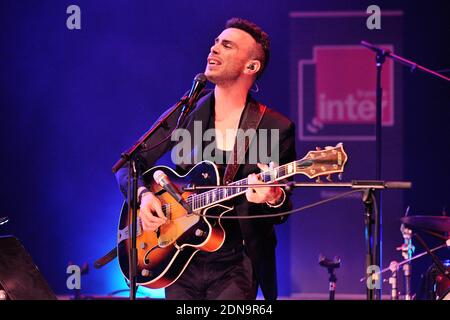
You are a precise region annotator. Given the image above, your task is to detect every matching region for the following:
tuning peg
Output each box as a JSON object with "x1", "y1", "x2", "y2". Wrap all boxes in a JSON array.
[
  {"x1": 326, "y1": 174, "x2": 333, "y2": 182},
  {"x1": 315, "y1": 147, "x2": 322, "y2": 151},
  {"x1": 325, "y1": 146, "x2": 333, "y2": 150},
  {"x1": 316, "y1": 176, "x2": 322, "y2": 183},
  {"x1": 338, "y1": 173, "x2": 343, "y2": 181}
]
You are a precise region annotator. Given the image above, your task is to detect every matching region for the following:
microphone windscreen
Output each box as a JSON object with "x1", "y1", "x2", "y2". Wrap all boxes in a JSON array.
[
  {"x1": 153, "y1": 170, "x2": 166, "y2": 185},
  {"x1": 194, "y1": 73, "x2": 207, "y2": 83}
]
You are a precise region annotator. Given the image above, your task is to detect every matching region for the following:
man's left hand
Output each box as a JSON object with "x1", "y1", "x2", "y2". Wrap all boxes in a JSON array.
[{"x1": 245, "y1": 162, "x2": 283, "y2": 205}]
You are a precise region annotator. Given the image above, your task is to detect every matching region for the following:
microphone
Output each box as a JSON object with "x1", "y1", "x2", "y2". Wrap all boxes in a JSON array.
[
  {"x1": 177, "y1": 73, "x2": 207, "y2": 126},
  {"x1": 187, "y1": 73, "x2": 207, "y2": 107},
  {"x1": 153, "y1": 170, "x2": 193, "y2": 213}
]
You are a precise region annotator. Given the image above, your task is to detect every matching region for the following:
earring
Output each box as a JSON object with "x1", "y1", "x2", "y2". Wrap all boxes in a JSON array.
[{"x1": 250, "y1": 81, "x2": 259, "y2": 93}]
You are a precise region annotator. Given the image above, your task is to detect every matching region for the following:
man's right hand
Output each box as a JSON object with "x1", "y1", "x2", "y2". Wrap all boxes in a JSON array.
[{"x1": 139, "y1": 192, "x2": 167, "y2": 232}]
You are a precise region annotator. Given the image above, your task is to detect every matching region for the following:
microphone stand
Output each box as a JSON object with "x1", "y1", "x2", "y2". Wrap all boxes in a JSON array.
[
  {"x1": 111, "y1": 94, "x2": 189, "y2": 300},
  {"x1": 361, "y1": 41, "x2": 450, "y2": 83},
  {"x1": 182, "y1": 180, "x2": 412, "y2": 191},
  {"x1": 360, "y1": 40, "x2": 450, "y2": 300},
  {"x1": 184, "y1": 179, "x2": 411, "y2": 301}
]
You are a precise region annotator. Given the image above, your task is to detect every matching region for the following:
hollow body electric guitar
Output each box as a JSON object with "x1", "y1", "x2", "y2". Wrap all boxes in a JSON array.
[{"x1": 117, "y1": 144, "x2": 348, "y2": 289}]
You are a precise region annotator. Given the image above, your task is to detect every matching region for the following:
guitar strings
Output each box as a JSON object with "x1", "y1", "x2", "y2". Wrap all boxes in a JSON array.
[
  {"x1": 160, "y1": 151, "x2": 336, "y2": 215},
  {"x1": 189, "y1": 153, "x2": 327, "y2": 211},
  {"x1": 159, "y1": 168, "x2": 281, "y2": 214},
  {"x1": 190, "y1": 165, "x2": 290, "y2": 211}
]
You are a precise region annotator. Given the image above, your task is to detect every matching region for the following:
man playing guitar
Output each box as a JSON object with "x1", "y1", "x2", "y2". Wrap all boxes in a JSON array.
[{"x1": 116, "y1": 17, "x2": 296, "y2": 300}]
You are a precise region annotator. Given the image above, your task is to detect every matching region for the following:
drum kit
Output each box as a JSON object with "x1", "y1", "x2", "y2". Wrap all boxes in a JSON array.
[{"x1": 383, "y1": 214, "x2": 450, "y2": 300}]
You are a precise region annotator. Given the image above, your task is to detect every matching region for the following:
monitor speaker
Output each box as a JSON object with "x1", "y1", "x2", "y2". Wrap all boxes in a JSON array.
[{"x1": 0, "y1": 236, "x2": 56, "y2": 300}]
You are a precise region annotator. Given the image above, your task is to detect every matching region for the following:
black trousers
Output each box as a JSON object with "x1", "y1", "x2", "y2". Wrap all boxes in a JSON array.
[{"x1": 165, "y1": 246, "x2": 257, "y2": 300}]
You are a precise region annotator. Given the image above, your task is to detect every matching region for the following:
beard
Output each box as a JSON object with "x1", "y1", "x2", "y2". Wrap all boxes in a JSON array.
[{"x1": 205, "y1": 63, "x2": 242, "y2": 86}]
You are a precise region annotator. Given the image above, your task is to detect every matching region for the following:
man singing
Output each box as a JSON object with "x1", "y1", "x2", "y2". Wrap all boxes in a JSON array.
[{"x1": 116, "y1": 17, "x2": 296, "y2": 300}]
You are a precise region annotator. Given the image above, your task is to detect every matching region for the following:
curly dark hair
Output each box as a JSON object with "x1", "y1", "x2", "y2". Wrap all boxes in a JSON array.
[{"x1": 225, "y1": 17, "x2": 270, "y2": 78}]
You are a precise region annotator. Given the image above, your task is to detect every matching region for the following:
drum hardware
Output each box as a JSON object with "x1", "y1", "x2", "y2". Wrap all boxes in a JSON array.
[
  {"x1": 360, "y1": 239, "x2": 450, "y2": 298},
  {"x1": 435, "y1": 260, "x2": 450, "y2": 300},
  {"x1": 420, "y1": 259, "x2": 450, "y2": 300},
  {"x1": 399, "y1": 214, "x2": 450, "y2": 299},
  {"x1": 413, "y1": 234, "x2": 449, "y2": 280},
  {"x1": 400, "y1": 215, "x2": 450, "y2": 234},
  {"x1": 397, "y1": 223, "x2": 415, "y2": 300},
  {"x1": 413, "y1": 233, "x2": 450, "y2": 300},
  {"x1": 384, "y1": 261, "x2": 399, "y2": 300}
]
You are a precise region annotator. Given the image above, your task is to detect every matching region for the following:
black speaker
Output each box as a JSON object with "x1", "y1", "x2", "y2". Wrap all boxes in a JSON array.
[{"x1": 0, "y1": 236, "x2": 56, "y2": 300}]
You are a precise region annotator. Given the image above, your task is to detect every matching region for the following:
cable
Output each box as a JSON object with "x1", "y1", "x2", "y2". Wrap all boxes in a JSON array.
[
  {"x1": 193, "y1": 189, "x2": 363, "y2": 220},
  {"x1": 139, "y1": 133, "x2": 173, "y2": 153}
]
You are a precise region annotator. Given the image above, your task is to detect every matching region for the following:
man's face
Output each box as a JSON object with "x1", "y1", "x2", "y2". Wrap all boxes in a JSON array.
[{"x1": 205, "y1": 28, "x2": 256, "y2": 85}]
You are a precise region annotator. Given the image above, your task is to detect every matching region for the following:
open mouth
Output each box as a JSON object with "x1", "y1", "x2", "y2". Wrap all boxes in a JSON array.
[{"x1": 207, "y1": 58, "x2": 222, "y2": 66}]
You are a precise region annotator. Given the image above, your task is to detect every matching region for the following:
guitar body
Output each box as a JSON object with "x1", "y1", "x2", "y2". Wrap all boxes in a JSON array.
[{"x1": 117, "y1": 160, "x2": 232, "y2": 289}]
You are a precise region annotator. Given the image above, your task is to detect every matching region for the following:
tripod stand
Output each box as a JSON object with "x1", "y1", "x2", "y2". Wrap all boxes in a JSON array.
[{"x1": 319, "y1": 255, "x2": 341, "y2": 300}]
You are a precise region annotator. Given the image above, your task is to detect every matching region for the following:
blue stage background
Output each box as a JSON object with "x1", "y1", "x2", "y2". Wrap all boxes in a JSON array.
[{"x1": 0, "y1": 0, "x2": 449, "y2": 298}]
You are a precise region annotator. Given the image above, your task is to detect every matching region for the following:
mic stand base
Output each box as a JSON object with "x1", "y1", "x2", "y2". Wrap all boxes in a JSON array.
[
  {"x1": 363, "y1": 189, "x2": 376, "y2": 300},
  {"x1": 127, "y1": 157, "x2": 139, "y2": 300}
]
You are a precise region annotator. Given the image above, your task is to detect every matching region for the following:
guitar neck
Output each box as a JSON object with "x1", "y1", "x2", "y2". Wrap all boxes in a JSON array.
[
  {"x1": 188, "y1": 159, "x2": 309, "y2": 211},
  {"x1": 159, "y1": 144, "x2": 346, "y2": 215}
]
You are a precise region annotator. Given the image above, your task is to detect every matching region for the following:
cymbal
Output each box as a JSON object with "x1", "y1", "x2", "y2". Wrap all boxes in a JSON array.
[{"x1": 400, "y1": 216, "x2": 450, "y2": 233}]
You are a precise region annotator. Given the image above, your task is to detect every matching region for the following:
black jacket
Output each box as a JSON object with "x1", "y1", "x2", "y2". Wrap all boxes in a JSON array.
[{"x1": 116, "y1": 90, "x2": 297, "y2": 299}]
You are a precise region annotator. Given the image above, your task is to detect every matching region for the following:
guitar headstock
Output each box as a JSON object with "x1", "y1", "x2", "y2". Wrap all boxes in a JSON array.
[{"x1": 296, "y1": 143, "x2": 348, "y2": 180}]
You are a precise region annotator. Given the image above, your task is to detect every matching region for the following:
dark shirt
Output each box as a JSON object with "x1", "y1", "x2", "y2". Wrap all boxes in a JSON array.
[
  {"x1": 210, "y1": 146, "x2": 244, "y2": 254},
  {"x1": 195, "y1": 112, "x2": 244, "y2": 259}
]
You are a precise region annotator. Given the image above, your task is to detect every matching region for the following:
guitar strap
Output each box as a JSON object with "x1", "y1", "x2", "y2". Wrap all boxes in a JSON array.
[
  {"x1": 223, "y1": 99, "x2": 267, "y2": 185},
  {"x1": 94, "y1": 247, "x2": 117, "y2": 269}
]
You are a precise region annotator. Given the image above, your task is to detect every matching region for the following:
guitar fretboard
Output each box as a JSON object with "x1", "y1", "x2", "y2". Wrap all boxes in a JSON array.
[{"x1": 186, "y1": 159, "x2": 311, "y2": 211}]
